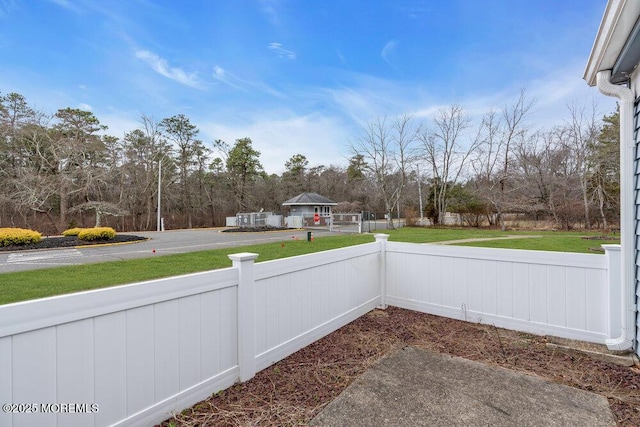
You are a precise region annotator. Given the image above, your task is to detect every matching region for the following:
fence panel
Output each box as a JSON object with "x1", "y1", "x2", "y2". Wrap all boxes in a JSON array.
[
  {"x1": 0, "y1": 269, "x2": 240, "y2": 427},
  {"x1": 384, "y1": 242, "x2": 610, "y2": 343},
  {"x1": 253, "y1": 243, "x2": 381, "y2": 371}
]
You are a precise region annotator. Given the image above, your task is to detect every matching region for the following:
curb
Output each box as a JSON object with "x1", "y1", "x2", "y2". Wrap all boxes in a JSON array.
[{"x1": 73, "y1": 238, "x2": 149, "y2": 249}]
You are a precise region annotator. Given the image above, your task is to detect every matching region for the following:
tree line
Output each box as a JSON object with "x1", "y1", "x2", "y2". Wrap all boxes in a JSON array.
[
  {"x1": 0, "y1": 90, "x2": 619, "y2": 234},
  {"x1": 351, "y1": 90, "x2": 619, "y2": 230}
]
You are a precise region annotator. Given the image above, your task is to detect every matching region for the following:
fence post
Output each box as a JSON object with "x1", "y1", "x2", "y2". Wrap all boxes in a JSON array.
[
  {"x1": 602, "y1": 244, "x2": 622, "y2": 341},
  {"x1": 228, "y1": 252, "x2": 259, "y2": 382},
  {"x1": 375, "y1": 234, "x2": 389, "y2": 309}
]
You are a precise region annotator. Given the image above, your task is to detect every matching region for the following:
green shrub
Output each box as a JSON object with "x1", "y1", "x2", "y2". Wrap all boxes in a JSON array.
[
  {"x1": 0, "y1": 228, "x2": 42, "y2": 246},
  {"x1": 62, "y1": 227, "x2": 83, "y2": 236},
  {"x1": 77, "y1": 227, "x2": 116, "y2": 241}
]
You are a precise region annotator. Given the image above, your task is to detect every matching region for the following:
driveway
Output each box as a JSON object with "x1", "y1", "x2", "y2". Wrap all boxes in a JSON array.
[{"x1": 0, "y1": 228, "x2": 336, "y2": 273}]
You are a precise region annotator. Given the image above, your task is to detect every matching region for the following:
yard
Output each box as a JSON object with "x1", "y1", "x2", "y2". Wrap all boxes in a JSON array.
[
  {"x1": 158, "y1": 306, "x2": 640, "y2": 426},
  {"x1": 0, "y1": 227, "x2": 620, "y2": 305},
  {"x1": 0, "y1": 227, "x2": 634, "y2": 426}
]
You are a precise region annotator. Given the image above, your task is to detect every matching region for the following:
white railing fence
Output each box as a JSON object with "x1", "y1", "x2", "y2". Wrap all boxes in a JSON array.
[
  {"x1": 0, "y1": 236, "x2": 624, "y2": 427},
  {"x1": 0, "y1": 243, "x2": 381, "y2": 427}
]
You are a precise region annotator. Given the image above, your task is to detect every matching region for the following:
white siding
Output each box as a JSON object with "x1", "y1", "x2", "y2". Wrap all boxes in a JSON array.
[{"x1": 635, "y1": 95, "x2": 640, "y2": 357}]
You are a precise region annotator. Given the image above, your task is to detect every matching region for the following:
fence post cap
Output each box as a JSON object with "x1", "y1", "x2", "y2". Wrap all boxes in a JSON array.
[
  {"x1": 228, "y1": 252, "x2": 259, "y2": 262},
  {"x1": 374, "y1": 233, "x2": 390, "y2": 241}
]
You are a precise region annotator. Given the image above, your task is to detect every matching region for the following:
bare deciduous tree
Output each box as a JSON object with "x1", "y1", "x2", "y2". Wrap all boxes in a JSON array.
[
  {"x1": 420, "y1": 105, "x2": 480, "y2": 224},
  {"x1": 350, "y1": 115, "x2": 418, "y2": 227},
  {"x1": 564, "y1": 100, "x2": 599, "y2": 229},
  {"x1": 470, "y1": 90, "x2": 534, "y2": 230}
]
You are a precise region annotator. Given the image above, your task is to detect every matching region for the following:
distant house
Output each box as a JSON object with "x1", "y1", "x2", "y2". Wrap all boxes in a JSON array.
[
  {"x1": 282, "y1": 192, "x2": 337, "y2": 228},
  {"x1": 282, "y1": 192, "x2": 337, "y2": 217},
  {"x1": 584, "y1": 0, "x2": 640, "y2": 356}
]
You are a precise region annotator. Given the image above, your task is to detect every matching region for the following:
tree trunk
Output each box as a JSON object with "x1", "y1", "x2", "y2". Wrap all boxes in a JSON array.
[
  {"x1": 582, "y1": 184, "x2": 591, "y2": 229},
  {"x1": 596, "y1": 186, "x2": 608, "y2": 230},
  {"x1": 58, "y1": 185, "x2": 68, "y2": 233}
]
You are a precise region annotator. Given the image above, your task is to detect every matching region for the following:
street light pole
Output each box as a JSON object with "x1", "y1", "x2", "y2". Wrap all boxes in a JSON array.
[
  {"x1": 417, "y1": 165, "x2": 423, "y2": 220},
  {"x1": 157, "y1": 159, "x2": 162, "y2": 232}
]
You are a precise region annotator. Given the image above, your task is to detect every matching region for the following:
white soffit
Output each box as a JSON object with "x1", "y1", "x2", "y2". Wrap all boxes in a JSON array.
[{"x1": 584, "y1": 0, "x2": 640, "y2": 86}]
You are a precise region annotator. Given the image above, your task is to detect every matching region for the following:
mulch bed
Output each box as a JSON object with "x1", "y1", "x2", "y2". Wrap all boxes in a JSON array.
[
  {"x1": 159, "y1": 307, "x2": 640, "y2": 426},
  {"x1": 0, "y1": 234, "x2": 146, "y2": 251}
]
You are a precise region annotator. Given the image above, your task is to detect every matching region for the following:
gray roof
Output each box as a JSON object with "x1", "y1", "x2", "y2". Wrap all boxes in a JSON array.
[{"x1": 282, "y1": 192, "x2": 337, "y2": 206}]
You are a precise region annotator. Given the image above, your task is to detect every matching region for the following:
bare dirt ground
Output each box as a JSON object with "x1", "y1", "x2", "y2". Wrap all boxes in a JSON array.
[{"x1": 158, "y1": 307, "x2": 640, "y2": 427}]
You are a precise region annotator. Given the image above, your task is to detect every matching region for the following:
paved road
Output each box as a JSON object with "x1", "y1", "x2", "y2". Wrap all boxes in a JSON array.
[{"x1": 0, "y1": 228, "x2": 337, "y2": 274}]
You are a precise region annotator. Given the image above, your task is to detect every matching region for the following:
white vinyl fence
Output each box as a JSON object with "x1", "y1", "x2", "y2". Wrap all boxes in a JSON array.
[
  {"x1": 0, "y1": 235, "x2": 625, "y2": 427},
  {"x1": 0, "y1": 243, "x2": 381, "y2": 427},
  {"x1": 382, "y1": 238, "x2": 620, "y2": 343}
]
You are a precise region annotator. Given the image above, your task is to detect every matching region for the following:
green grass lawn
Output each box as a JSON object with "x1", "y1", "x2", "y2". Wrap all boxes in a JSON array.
[
  {"x1": 378, "y1": 227, "x2": 620, "y2": 253},
  {"x1": 0, "y1": 227, "x2": 619, "y2": 305},
  {"x1": 380, "y1": 227, "x2": 508, "y2": 243},
  {"x1": 455, "y1": 235, "x2": 617, "y2": 253},
  {"x1": 0, "y1": 234, "x2": 373, "y2": 305}
]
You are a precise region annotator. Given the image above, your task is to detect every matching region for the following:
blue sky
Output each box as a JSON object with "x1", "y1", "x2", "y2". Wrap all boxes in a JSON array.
[{"x1": 0, "y1": 0, "x2": 613, "y2": 173}]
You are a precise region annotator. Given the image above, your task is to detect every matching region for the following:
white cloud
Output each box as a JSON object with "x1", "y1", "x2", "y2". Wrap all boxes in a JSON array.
[
  {"x1": 94, "y1": 109, "x2": 145, "y2": 139},
  {"x1": 45, "y1": 0, "x2": 82, "y2": 13},
  {"x1": 380, "y1": 40, "x2": 403, "y2": 74},
  {"x1": 212, "y1": 65, "x2": 244, "y2": 90},
  {"x1": 135, "y1": 49, "x2": 204, "y2": 89},
  {"x1": 0, "y1": 0, "x2": 17, "y2": 17},
  {"x1": 380, "y1": 40, "x2": 397, "y2": 64},
  {"x1": 337, "y1": 50, "x2": 347, "y2": 66},
  {"x1": 326, "y1": 59, "x2": 617, "y2": 134},
  {"x1": 268, "y1": 43, "x2": 296, "y2": 60},
  {"x1": 86, "y1": 61, "x2": 615, "y2": 176},
  {"x1": 48, "y1": 0, "x2": 71, "y2": 7},
  {"x1": 78, "y1": 102, "x2": 92, "y2": 111},
  {"x1": 212, "y1": 65, "x2": 285, "y2": 97},
  {"x1": 201, "y1": 111, "x2": 352, "y2": 174},
  {"x1": 322, "y1": 72, "x2": 433, "y2": 125},
  {"x1": 259, "y1": 0, "x2": 281, "y2": 26},
  {"x1": 501, "y1": 61, "x2": 616, "y2": 128}
]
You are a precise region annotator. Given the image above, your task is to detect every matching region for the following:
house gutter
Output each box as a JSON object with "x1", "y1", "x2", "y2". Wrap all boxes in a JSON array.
[{"x1": 596, "y1": 69, "x2": 636, "y2": 352}]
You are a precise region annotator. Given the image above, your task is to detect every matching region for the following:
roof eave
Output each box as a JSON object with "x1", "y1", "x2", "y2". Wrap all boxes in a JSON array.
[
  {"x1": 584, "y1": 0, "x2": 640, "y2": 86},
  {"x1": 282, "y1": 202, "x2": 338, "y2": 206}
]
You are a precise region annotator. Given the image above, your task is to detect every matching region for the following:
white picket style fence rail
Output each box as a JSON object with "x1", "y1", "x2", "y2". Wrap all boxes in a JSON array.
[{"x1": 0, "y1": 235, "x2": 622, "y2": 427}]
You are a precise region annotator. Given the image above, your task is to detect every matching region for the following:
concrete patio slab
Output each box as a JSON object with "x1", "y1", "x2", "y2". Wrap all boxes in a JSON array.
[{"x1": 310, "y1": 346, "x2": 615, "y2": 427}]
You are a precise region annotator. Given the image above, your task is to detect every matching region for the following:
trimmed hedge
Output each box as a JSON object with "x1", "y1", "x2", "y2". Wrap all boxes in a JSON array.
[
  {"x1": 77, "y1": 227, "x2": 117, "y2": 241},
  {"x1": 0, "y1": 228, "x2": 42, "y2": 246},
  {"x1": 62, "y1": 227, "x2": 83, "y2": 236}
]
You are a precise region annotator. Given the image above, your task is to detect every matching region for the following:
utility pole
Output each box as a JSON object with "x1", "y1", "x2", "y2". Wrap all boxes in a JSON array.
[
  {"x1": 417, "y1": 165, "x2": 423, "y2": 220},
  {"x1": 157, "y1": 159, "x2": 162, "y2": 232}
]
